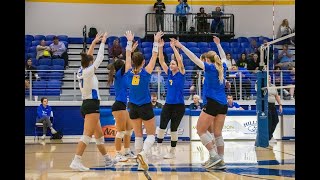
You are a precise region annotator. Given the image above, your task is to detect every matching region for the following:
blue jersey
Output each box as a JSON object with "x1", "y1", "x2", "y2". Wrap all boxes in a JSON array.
[
  {"x1": 37, "y1": 104, "x2": 52, "y2": 119},
  {"x1": 114, "y1": 67, "x2": 128, "y2": 103},
  {"x1": 126, "y1": 68, "x2": 151, "y2": 106},
  {"x1": 203, "y1": 62, "x2": 227, "y2": 105},
  {"x1": 165, "y1": 69, "x2": 185, "y2": 104},
  {"x1": 228, "y1": 102, "x2": 240, "y2": 108},
  {"x1": 202, "y1": 80, "x2": 207, "y2": 105}
]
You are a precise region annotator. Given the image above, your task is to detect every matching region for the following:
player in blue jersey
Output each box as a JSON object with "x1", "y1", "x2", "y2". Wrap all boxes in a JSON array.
[
  {"x1": 70, "y1": 32, "x2": 116, "y2": 171},
  {"x1": 155, "y1": 38, "x2": 186, "y2": 159},
  {"x1": 107, "y1": 41, "x2": 139, "y2": 162},
  {"x1": 172, "y1": 36, "x2": 228, "y2": 170},
  {"x1": 124, "y1": 31, "x2": 164, "y2": 171}
]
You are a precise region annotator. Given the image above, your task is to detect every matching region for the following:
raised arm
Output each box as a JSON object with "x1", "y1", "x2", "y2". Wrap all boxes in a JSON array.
[
  {"x1": 170, "y1": 38, "x2": 185, "y2": 74},
  {"x1": 145, "y1": 31, "x2": 164, "y2": 74},
  {"x1": 158, "y1": 39, "x2": 168, "y2": 74},
  {"x1": 87, "y1": 33, "x2": 103, "y2": 56},
  {"x1": 213, "y1": 36, "x2": 226, "y2": 64},
  {"x1": 93, "y1": 32, "x2": 107, "y2": 70},
  {"x1": 171, "y1": 38, "x2": 204, "y2": 70},
  {"x1": 124, "y1": 31, "x2": 134, "y2": 73}
]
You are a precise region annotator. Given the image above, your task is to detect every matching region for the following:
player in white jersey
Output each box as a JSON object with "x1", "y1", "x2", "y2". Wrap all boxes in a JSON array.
[{"x1": 70, "y1": 32, "x2": 117, "y2": 171}]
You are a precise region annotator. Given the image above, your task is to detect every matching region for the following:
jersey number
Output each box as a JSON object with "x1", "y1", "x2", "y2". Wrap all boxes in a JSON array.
[
  {"x1": 169, "y1": 80, "x2": 173, "y2": 86},
  {"x1": 132, "y1": 75, "x2": 140, "y2": 85}
]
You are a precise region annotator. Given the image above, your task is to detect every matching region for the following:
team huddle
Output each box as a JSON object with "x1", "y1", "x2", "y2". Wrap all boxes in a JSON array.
[{"x1": 69, "y1": 31, "x2": 229, "y2": 172}]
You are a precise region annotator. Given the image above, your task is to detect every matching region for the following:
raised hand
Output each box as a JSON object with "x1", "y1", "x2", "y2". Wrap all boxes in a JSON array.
[
  {"x1": 154, "y1": 31, "x2": 164, "y2": 42},
  {"x1": 125, "y1": 31, "x2": 134, "y2": 41},
  {"x1": 93, "y1": 33, "x2": 103, "y2": 43},
  {"x1": 101, "y1": 32, "x2": 108, "y2": 43},
  {"x1": 213, "y1": 36, "x2": 220, "y2": 44},
  {"x1": 169, "y1": 38, "x2": 183, "y2": 48},
  {"x1": 132, "y1": 41, "x2": 139, "y2": 52},
  {"x1": 159, "y1": 39, "x2": 165, "y2": 48}
]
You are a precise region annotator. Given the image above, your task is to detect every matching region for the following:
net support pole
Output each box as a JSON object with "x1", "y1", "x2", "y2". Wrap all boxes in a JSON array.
[{"x1": 255, "y1": 71, "x2": 269, "y2": 147}]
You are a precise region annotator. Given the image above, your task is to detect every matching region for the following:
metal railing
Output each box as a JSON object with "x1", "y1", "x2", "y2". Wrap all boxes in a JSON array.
[
  {"x1": 25, "y1": 69, "x2": 295, "y2": 102},
  {"x1": 145, "y1": 13, "x2": 234, "y2": 36}
]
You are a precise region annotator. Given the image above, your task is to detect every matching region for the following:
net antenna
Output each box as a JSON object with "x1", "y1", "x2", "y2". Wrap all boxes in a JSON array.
[{"x1": 259, "y1": 32, "x2": 295, "y2": 91}]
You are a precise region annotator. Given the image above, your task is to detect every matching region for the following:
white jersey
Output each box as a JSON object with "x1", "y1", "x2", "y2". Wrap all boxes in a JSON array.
[{"x1": 77, "y1": 43, "x2": 105, "y2": 100}]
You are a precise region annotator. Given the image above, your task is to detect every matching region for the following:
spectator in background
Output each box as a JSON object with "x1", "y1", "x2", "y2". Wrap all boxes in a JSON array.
[
  {"x1": 227, "y1": 94, "x2": 244, "y2": 110},
  {"x1": 196, "y1": 7, "x2": 210, "y2": 33},
  {"x1": 189, "y1": 53, "x2": 205, "y2": 100},
  {"x1": 36, "y1": 97, "x2": 57, "y2": 140},
  {"x1": 276, "y1": 44, "x2": 294, "y2": 69},
  {"x1": 278, "y1": 19, "x2": 293, "y2": 45},
  {"x1": 50, "y1": 36, "x2": 69, "y2": 69},
  {"x1": 154, "y1": 0, "x2": 166, "y2": 32},
  {"x1": 237, "y1": 53, "x2": 248, "y2": 68},
  {"x1": 176, "y1": 0, "x2": 190, "y2": 33},
  {"x1": 151, "y1": 92, "x2": 163, "y2": 108},
  {"x1": 225, "y1": 53, "x2": 237, "y2": 70},
  {"x1": 150, "y1": 65, "x2": 166, "y2": 98},
  {"x1": 36, "y1": 40, "x2": 51, "y2": 60},
  {"x1": 247, "y1": 53, "x2": 260, "y2": 73},
  {"x1": 25, "y1": 58, "x2": 39, "y2": 81},
  {"x1": 109, "y1": 39, "x2": 123, "y2": 60},
  {"x1": 122, "y1": 40, "x2": 139, "y2": 60},
  {"x1": 189, "y1": 95, "x2": 203, "y2": 110},
  {"x1": 211, "y1": 6, "x2": 224, "y2": 35},
  {"x1": 248, "y1": 39, "x2": 260, "y2": 58}
]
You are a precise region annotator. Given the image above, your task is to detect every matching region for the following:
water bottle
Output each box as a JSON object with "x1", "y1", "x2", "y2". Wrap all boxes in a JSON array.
[{"x1": 248, "y1": 105, "x2": 251, "y2": 110}]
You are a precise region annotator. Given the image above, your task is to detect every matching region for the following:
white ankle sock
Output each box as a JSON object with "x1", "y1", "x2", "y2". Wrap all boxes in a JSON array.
[{"x1": 124, "y1": 148, "x2": 130, "y2": 153}]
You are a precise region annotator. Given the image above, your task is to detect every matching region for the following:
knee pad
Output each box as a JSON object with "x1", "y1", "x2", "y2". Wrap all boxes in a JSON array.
[
  {"x1": 95, "y1": 136, "x2": 105, "y2": 145},
  {"x1": 171, "y1": 131, "x2": 178, "y2": 142},
  {"x1": 80, "y1": 135, "x2": 91, "y2": 145},
  {"x1": 199, "y1": 133, "x2": 212, "y2": 146},
  {"x1": 115, "y1": 131, "x2": 126, "y2": 139},
  {"x1": 135, "y1": 137, "x2": 143, "y2": 150},
  {"x1": 206, "y1": 131, "x2": 214, "y2": 140},
  {"x1": 157, "y1": 128, "x2": 166, "y2": 139},
  {"x1": 215, "y1": 136, "x2": 224, "y2": 147},
  {"x1": 125, "y1": 129, "x2": 133, "y2": 136}
]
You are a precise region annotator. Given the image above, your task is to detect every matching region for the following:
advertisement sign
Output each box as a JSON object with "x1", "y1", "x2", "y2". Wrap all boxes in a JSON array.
[{"x1": 191, "y1": 116, "x2": 258, "y2": 140}]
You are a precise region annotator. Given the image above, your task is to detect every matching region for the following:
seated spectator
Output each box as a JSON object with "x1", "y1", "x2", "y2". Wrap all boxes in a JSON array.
[
  {"x1": 237, "y1": 53, "x2": 248, "y2": 68},
  {"x1": 150, "y1": 65, "x2": 166, "y2": 98},
  {"x1": 247, "y1": 53, "x2": 260, "y2": 73},
  {"x1": 227, "y1": 94, "x2": 244, "y2": 110},
  {"x1": 50, "y1": 36, "x2": 69, "y2": 69},
  {"x1": 25, "y1": 80, "x2": 30, "y2": 89},
  {"x1": 211, "y1": 6, "x2": 224, "y2": 35},
  {"x1": 276, "y1": 44, "x2": 294, "y2": 69},
  {"x1": 25, "y1": 58, "x2": 39, "y2": 82},
  {"x1": 36, "y1": 40, "x2": 51, "y2": 60},
  {"x1": 197, "y1": 7, "x2": 210, "y2": 33},
  {"x1": 190, "y1": 95, "x2": 203, "y2": 110},
  {"x1": 36, "y1": 97, "x2": 57, "y2": 140},
  {"x1": 225, "y1": 53, "x2": 237, "y2": 70},
  {"x1": 109, "y1": 38, "x2": 123, "y2": 60},
  {"x1": 286, "y1": 67, "x2": 295, "y2": 100},
  {"x1": 248, "y1": 39, "x2": 260, "y2": 58},
  {"x1": 151, "y1": 92, "x2": 163, "y2": 108}
]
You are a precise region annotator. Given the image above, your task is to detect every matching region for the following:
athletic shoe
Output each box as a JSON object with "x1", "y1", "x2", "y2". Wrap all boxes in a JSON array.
[
  {"x1": 203, "y1": 155, "x2": 222, "y2": 168},
  {"x1": 70, "y1": 158, "x2": 90, "y2": 171}
]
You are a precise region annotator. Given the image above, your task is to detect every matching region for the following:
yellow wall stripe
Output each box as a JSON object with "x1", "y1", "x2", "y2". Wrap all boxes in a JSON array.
[{"x1": 26, "y1": 0, "x2": 295, "y2": 5}]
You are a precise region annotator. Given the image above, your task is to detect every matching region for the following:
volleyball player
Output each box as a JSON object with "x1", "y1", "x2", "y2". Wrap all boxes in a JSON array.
[
  {"x1": 171, "y1": 36, "x2": 228, "y2": 170},
  {"x1": 124, "y1": 31, "x2": 164, "y2": 171},
  {"x1": 70, "y1": 32, "x2": 116, "y2": 171},
  {"x1": 155, "y1": 38, "x2": 186, "y2": 159},
  {"x1": 107, "y1": 41, "x2": 139, "y2": 162}
]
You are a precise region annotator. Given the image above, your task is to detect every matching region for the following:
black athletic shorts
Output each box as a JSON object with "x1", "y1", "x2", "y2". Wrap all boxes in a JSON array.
[
  {"x1": 203, "y1": 97, "x2": 228, "y2": 116},
  {"x1": 80, "y1": 99, "x2": 100, "y2": 118},
  {"x1": 111, "y1": 101, "x2": 127, "y2": 112},
  {"x1": 129, "y1": 102, "x2": 155, "y2": 120}
]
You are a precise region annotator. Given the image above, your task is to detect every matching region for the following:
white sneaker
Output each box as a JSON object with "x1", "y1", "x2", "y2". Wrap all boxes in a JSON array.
[
  {"x1": 163, "y1": 147, "x2": 176, "y2": 159},
  {"x1": 115, "y1": 153, "x2": 128, "y2": 162},
  {"x1": 41, "y1": 135, "x2": 46, "y2": 140},
  {"x1": 204, "y1": 155, "x2": 222, "y2": 168},
  {"x1": 137, "y1": 151, "x2": 149, "y2": 171},
  {"x1": 51, "y1": 129, "x2": 57, "y2": 134},
  {"x1": 105, "y1": 154, "x2": 117, "y2": 168},
  {"x1": 70, "y1": 159, "x2": 90, "y2": 171},
  {"x1": 124, "y1": 151, "x2": 137, "y2": 159},
  {"x1": 201, "y1": 157, "x2": 210, "y2": 166}
]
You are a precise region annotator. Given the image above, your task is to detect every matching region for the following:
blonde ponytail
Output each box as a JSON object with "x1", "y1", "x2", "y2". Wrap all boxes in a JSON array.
[{"x1": 206, "y1": 51, "x2": 224, "y2": 84}]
